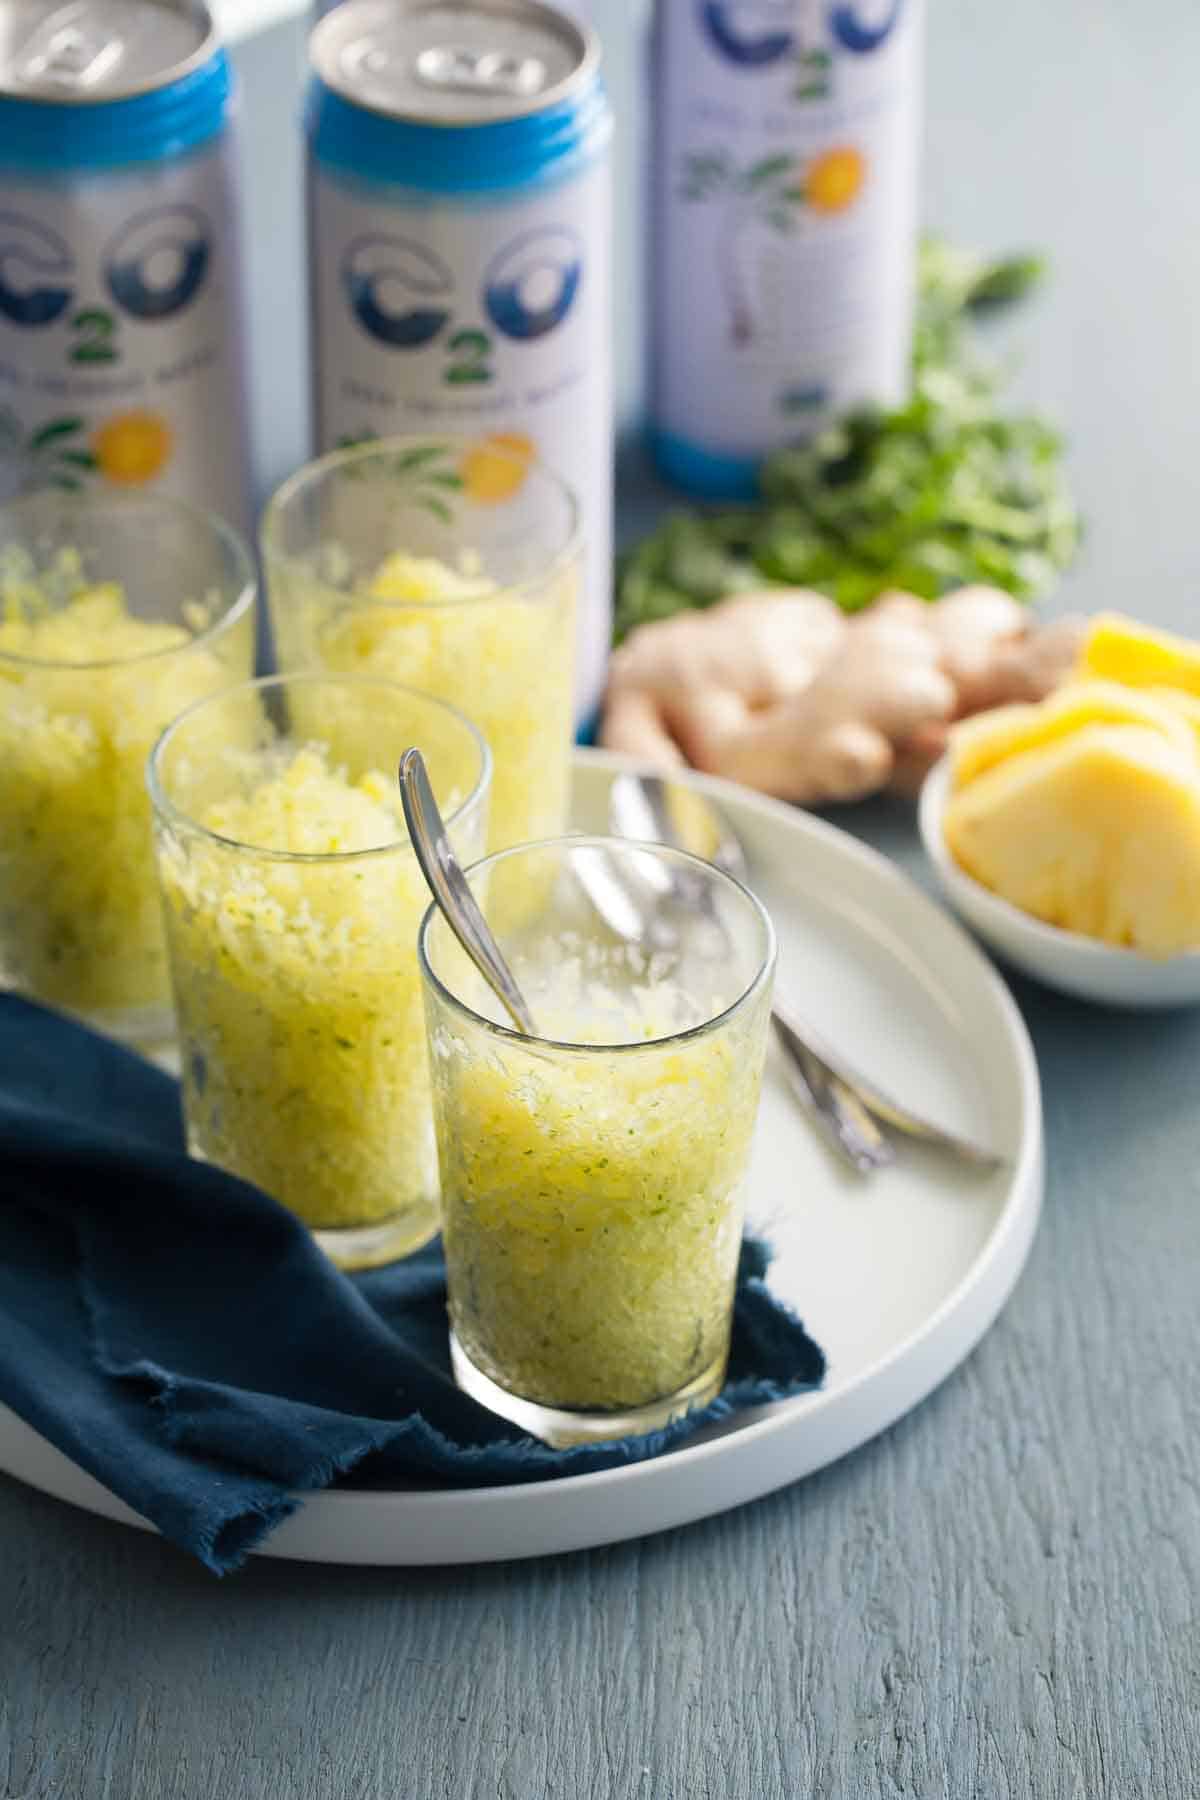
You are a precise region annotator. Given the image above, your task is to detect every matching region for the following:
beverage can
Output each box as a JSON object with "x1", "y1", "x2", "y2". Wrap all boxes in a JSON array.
[
  {"x1": 650, "y1": 0, "x2": 923, "y2": 498},
  {"x1": 0, "y1": 0, "x2": 253, "y2": 533},
  {"x1": 306, "y1": 0, "x2": 613, "y2": 727}
]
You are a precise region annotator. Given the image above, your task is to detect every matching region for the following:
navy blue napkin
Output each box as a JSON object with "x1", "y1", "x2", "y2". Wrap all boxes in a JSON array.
[{"x1": 0, "y1": 994, "x2": 826, "y2": 1574}]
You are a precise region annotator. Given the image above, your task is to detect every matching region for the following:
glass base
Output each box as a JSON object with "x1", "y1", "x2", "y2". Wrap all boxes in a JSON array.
[
  {"x1": 184, "y1": 1131, "x2": 438, "y2": 1272},
  {"x1": 449, "y1": 1333, "x2": 728, "y2": 1449},
  {"x1": 314, "y1": 1204, "x2": 438, "y2": 1272}
]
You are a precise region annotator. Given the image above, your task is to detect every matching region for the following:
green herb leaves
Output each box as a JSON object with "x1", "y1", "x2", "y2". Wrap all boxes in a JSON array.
[{"x1": 617, "y1": 241, "x2": 1080, "y2": 641}]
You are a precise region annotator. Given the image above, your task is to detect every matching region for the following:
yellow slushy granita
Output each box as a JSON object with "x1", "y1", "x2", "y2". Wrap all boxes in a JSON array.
[
  {"x1": 432, "y1": 1009, "x2": 769, "y2": 1410},
  {"x1": 0, "y1": 550, "x2": 251, "y2": 1027},
  {"x1": 272, "y1": 547, "x2": 574, "y2": 855},
  {"x1": 151, "y1": 676, "x2": 488, "y2": 1268},
  {"x1": 262, "y1": 440, "x2": 580, "y2": 860},
  {"x1": 419, "y1": 838, "x2": 776, "y2": 1421}
]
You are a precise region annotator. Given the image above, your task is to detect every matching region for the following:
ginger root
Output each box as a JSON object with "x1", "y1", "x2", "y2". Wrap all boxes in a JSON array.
[
  {"x1": 601, "y1": 591, "x2": 847, "y2": 771},
  {"x1": 601, "y1": 585, "x2": 1087, "y2": 807}
]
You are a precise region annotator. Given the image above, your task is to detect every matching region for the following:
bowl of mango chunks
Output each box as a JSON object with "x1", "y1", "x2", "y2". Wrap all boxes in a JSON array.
[{"x1": 920, "y1": 614, "x2": 1200, "y2": 1008}]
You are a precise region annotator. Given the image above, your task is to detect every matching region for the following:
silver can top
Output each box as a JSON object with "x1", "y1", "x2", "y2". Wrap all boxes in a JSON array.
[
  {"x1": 0, "y1": 0, "x2": 217, "y2": 103},
  {"x1": 310, "y1": 0, "x2": 597, "y2": 127}
]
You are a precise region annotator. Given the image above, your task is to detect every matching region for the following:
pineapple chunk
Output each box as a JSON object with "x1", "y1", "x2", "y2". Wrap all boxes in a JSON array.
[
  {"x1": 1147, "y1": 686, "x2": 1200, "y2": 746},
  {"x1": 944, "y1": 724, "x2": 1200, "y2": 955},
  {"x1": 1078, "y1": 613, "x2": 1200, "y2": 695},
  {"x1": 949, "y1": 680, "x2": 1196, "y2": 788}
]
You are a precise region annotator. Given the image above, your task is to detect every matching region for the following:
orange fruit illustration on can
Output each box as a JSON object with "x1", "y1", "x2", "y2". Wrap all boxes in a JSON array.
[
  {"x1": 460, "y1": 431, "x2": 536, "y2": 504},
  {"x1": 804, "y1": 146, "x2": 866, "y2": 214},
  {"x1": 92, "y1": 410, "x2": 174, "y2": 485}
]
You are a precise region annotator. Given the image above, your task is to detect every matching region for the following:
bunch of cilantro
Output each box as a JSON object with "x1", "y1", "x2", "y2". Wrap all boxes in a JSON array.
[{"x1": 615, "y1": 241, "x2": 1081, "y2": 641}]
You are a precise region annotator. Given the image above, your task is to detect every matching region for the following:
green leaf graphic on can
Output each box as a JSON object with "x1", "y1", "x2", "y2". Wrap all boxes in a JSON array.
[
  {"x1": 13, "y1": 415, "x2": 98, "y2": 493},
  {"x1": 392, "y1": 443, "x2": 452, "y2": 469},
  {"x1": 743, "y1": 153, "x2": 794, "y2": 190},
  {"x1": 334, "y1": 436, "x2": 466, "y2": 522},
  {"x1": 30, "y1": 417, "x2": 87, "y2": 447}
]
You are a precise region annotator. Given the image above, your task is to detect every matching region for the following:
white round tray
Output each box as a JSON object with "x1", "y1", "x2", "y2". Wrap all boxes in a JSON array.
[{"x1": 0, "y1": 750, "x2": 1043, "y2": 1564}]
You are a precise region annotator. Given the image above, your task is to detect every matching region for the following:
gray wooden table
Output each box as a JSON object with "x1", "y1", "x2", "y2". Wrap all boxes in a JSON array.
[{"x1": 4, "y1": 3, "x2": 1200, "y2": 1795}]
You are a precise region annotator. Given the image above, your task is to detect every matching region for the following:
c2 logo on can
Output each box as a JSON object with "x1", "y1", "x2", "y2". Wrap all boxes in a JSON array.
[
  {"x1": 698, "y1": 0, "x2": 904, "y2": 64},
  {"x1": 0, "y1": 204, "x2": 214, "y2": 358},
  {"x1": 697, "y1": 1, "x2": 794, "y2": 66},
  {"x1": 483, "y1": 228, "x2": 582, "y2": 342},
  {"x1": 103, "y1": 206, "x2": 212, "y2": 321},
  {"x1": 341, "y1": 236, "x2": 454, "y2": 348},
  {"x1": 828, "y1": 0, "x2": 904, "y2": 53},
  {"x1": 0, "y1": 214, "x2": 74, "y2": 327}
]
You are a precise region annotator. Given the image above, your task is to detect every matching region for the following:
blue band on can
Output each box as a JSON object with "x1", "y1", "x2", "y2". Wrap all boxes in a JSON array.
[
  {"x1": 649, "y1": 429, "x2": 761, "y2": 502},
  {"x1": 0, "y1": 50, "x2": 232, "y2": 171},
  {"x1": 308, "y1": 73, "x2": 611, "y2": 194}
]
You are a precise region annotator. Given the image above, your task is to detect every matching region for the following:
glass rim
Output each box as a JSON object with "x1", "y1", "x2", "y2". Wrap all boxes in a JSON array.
[
  {"x1": 0, "y1": 489, "x2": 256, "y2": 674},
  {"x1": 417, "y1": 833, "x2": 778, "y2": 1057},
  {"x1": 259, "y1": 433, "x2": 583, "y2": 611},
  {"x1": 147, "y1": 671, "x2": 492, "y2": 866}
]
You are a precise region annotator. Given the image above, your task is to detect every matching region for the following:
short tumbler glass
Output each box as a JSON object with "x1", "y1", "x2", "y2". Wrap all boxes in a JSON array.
[
  {"x1": 149, "y1": 673, "x2": 490, "y2": 1269},
  {"x1": 418, "y1": 836, "x2": 777, "y2": 1446},
  {"x1": 0, "y1": 491, "x2": 255, "y2": 1044},
  {"x1": 261, "y1": 435, "x2": 579, "y2": 857}
]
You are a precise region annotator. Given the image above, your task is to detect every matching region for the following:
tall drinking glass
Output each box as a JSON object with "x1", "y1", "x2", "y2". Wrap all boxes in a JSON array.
[
  {"x1": 418, "y1": 836, "x2": 776, "y2": 1446},
  {"x1": 261, "y1": 437, "x2": 579, "y2": 856},
  {"x1": 149, "y1": 673, "x2": 490, "y2": 1269},
  {"x1": 0, "y1": 491, "x2": 255, "y2": 1044}
]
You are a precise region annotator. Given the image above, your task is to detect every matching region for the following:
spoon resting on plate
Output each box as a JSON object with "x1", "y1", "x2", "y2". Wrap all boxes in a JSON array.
[{"x1": 604, "y1": 770, "x2": 1005, "y2": 1175}]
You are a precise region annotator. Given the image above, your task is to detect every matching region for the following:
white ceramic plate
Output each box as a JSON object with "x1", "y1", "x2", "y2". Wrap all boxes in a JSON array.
[
  {"x1": 0, "y1": 751, "x2": 1042, "y2": 1565},
  {"x1": 919, "y1": 756, "x2": 1200, "y2": 1009}
]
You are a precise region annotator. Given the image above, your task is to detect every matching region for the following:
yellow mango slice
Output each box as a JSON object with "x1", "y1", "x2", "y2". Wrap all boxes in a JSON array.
[
  {"x1": 1078, "y1": 613, "x2": 1200, "y2": 695},
  {"x1": 949, "y1": 680, "x2": 1196, "y2": 789},
  {"x1": 944, "y1": 724, "x2": 1200, "y2": 955}
]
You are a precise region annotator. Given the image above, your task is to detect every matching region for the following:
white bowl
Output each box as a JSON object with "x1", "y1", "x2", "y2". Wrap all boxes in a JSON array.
[{"x1": 918, "y1": 756, "x2": 1200, "y2": 1009}]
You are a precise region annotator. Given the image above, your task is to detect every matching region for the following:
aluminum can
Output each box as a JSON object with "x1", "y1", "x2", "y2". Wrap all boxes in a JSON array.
[
  {"x1": 0, "y1": 0, "x2": 253, "y2": 532},
  {"x1": 650, "y1": 0, "x2": 922, "y2": 498},
  {"x1": 307, "y1": 0, "x2": 613, "y2": 727}
]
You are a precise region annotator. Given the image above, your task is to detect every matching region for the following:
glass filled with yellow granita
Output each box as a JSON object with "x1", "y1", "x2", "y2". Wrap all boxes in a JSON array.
[
  {"x1": 148, "y1": 673, "x2": 490, "y2": 1270},
  {"x1": 260, "y1": 437, "x2": 578, "y2": 856},
  {"x1": 0, "y1": 492, "x2": 255, "y2": 1043},
  {"x1": 417, "y1": 836, "x2": 776, "y2": 1445}
]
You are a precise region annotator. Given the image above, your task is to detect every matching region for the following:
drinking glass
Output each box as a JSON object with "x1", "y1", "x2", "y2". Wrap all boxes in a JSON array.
[
  {"x1": 261, "y1": 436, "x2": 578, "y2": 856},
  {"x1": 149, "y1": 673, "x2": 490, "y2": 1269},
  {"x1": 0, "y1": 491, "x2": 255, "y2": 1043},
  {"x1": 418, "y1": 835, "x2": 776, "y2": 1445}
]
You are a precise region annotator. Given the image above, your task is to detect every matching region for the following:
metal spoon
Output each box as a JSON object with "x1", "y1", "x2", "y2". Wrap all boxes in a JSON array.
[
  {"x1": 608, "y1": 771, "x2": 1005, "y2": 1173},
  {"x1": 398, "y1": 747, "x2": 536, "y2": 1037}
]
